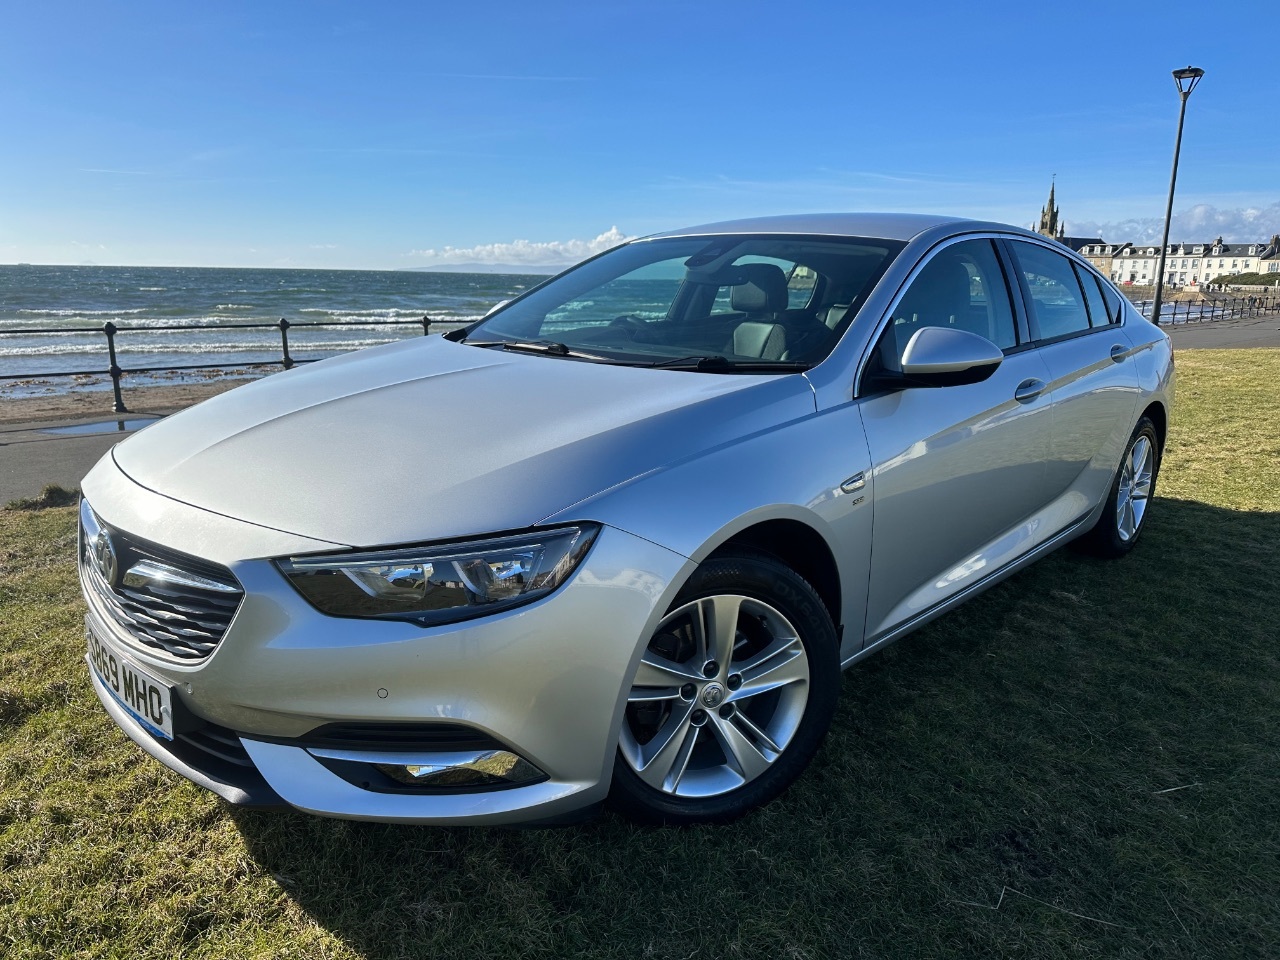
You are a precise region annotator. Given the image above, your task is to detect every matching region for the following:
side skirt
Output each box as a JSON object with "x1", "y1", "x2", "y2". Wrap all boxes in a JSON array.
[{"x1": 840, "y1": 514, "x2": 1090, "y2": 671}]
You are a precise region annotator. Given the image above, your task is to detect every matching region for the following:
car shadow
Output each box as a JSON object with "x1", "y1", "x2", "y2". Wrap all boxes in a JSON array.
[{"x1": 227, "y1": 496, "x2": 1280, "y2": 958}]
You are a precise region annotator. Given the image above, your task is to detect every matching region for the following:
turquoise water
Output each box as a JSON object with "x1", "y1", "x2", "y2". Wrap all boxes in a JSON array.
[{"x1": 0, "y1": 265, "x2": 545, "y2": 394}]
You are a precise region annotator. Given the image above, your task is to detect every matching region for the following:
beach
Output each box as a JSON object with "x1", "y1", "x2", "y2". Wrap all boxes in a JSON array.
[{"x1": 0, "y1": 376, "x2": 255, "y2": 426}]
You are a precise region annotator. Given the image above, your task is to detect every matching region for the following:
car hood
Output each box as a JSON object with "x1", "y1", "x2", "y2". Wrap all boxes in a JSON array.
[{"x1": 111, "y1": 337, "x2": 816, "y2": 549}]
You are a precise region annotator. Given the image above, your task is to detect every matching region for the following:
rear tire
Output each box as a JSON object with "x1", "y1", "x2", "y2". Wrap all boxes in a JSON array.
[
  {"x1": 609, "y1": 551, "x2": 839, "y2": 825},
  {"x1": 1079, "y1": 417, "x2": 1161, "y2": 558}
]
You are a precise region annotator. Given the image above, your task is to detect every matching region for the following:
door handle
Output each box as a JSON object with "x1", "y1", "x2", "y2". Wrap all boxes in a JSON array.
[
  {"x1": 840, "y1": 472, "x2": 866, "y2": 494},
  {"x1": 1014, "y1": 378, "x2": 1045, "y2": 403},
  {"x1": 1110, "y1": 344, "x2": 1129, "y2": 363}
]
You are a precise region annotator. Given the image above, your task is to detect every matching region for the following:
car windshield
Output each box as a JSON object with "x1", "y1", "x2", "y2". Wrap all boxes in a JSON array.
[{"x1": 463, "y1": 234, "x2": 905, "y2": 370}]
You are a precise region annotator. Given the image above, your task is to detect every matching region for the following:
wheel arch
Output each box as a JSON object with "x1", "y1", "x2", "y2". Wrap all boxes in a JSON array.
[
  {"x1": 1141, "y1": 400, "x2": 1168, "y2": 453},
  {"x1": 701, "y1": 518, "x2": 843, "y2": 629}
]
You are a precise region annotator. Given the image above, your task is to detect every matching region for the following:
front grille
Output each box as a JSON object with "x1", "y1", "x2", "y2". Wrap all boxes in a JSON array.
[{"x1": 80, "y1": 499, "x2": 243, "y2": 661}]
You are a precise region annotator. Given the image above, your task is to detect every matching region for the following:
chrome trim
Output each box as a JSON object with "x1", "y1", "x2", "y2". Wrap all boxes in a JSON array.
[
  {"x1": 79, "y1": 500, "x2": 244, "y2": 661},
  {"x1": 123, "y1": 558, "x2": 242, "y2": 595},
  {"x1": 839, "y1": 473, "x2": 866, "y2": 494},
  {"x1": 308, "y1": 746, "x2": 546, "y2": 787}
]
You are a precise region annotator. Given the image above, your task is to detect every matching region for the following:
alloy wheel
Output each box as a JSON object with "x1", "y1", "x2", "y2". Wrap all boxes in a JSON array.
[
  {"x1": 1116, "y1": 434, "x2": 1154, "y2": 541},
  {"x1": 618, "y1": 594, "x2": 810, "y2": 798}
]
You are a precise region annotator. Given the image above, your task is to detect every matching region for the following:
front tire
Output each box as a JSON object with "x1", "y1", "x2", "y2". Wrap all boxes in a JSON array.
[
  {"x1": 610, "y1": 551, "x2": 839, "y2": 825},
  {"x1": 1080, "y1": 416, "x2": 1161, "y2": 557}
]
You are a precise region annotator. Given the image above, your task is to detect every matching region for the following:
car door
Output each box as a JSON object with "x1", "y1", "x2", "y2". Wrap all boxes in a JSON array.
[
  {"x1": 1003, "y1": 239, "x2": 1141, "y2": 517},
  {"x1": 858, "y1": 237, "x2": 1056, "y2": 642}
]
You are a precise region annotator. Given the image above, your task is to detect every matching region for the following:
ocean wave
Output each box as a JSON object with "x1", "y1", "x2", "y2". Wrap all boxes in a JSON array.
[
  {"x1": 298, "y1": 307, "x2": 435, "y2": 317},
  {"x1": 0, "y1": 337, "x2": 417, "y2": 358},
  {"x1": 137, "y1": 287, "x2": 167, "y2": 291},
  {"x1": 0, "y1": 315, "x2": 475, "y2": 333},
  {"x1": 15, "y1": 307, "x2": 149, "y2": 316},
  {"x1": 215, "y1": 303, "x2": 256, "y2": 310}
]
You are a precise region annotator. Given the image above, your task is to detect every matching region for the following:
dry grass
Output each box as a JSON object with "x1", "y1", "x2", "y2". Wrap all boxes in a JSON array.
[{"x1": 1, "y1": 349, "x2": 1278, "y2": 959}]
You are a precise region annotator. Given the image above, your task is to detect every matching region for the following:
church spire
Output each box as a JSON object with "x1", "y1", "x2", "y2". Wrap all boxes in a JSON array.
[{"x1": 1037, "y1": 178, "x2": 1061, "y2": 239}]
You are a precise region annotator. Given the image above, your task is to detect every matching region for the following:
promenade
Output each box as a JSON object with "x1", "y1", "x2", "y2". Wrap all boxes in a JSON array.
[{"x1": 2, "y1": 320, "x2": 1278, "y2": 507}]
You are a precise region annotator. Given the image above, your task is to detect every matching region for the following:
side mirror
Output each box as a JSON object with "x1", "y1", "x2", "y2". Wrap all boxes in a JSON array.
[{"x1": 898, "y1": 326, "x2": 1003, "y2": 387}]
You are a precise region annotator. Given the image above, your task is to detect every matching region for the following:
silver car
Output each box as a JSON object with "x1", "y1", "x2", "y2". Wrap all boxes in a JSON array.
[{"x1": 79, "y1": 214, "x2": 1173, "y2": 825}]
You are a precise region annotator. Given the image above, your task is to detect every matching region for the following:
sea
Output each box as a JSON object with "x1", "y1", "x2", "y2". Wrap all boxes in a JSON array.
[{"x1": 0, "y1": 264, "x2": 546, "y2": 397}]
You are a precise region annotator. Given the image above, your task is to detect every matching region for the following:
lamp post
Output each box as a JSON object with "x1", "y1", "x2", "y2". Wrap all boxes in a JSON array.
[{"x1": 1150, "y1": 66, "x2": 1204, "y2": 326}]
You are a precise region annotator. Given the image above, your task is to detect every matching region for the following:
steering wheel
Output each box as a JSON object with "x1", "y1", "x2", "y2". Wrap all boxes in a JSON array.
[{"x1": 607, "y1": 314, "x2": 650, "y2": 340}]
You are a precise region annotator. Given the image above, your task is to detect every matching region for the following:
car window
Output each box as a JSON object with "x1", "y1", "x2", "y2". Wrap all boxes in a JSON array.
[
  {"x1": 1095, "y1": 275, "x2": 1123, "y2": 323},
  {"x1": 1075, "y1": 263, "x2": 1112, "y2": 328},
  {"x1": 786, "y1": 265, "x2": 819, "y2": 309},
  {"x1": 1010, "y1": 241, "x2": 1091, "y2": 340},
  {"x1": 543, "y1": 258, "x2": 686, "y2": 332},
  {"x1": 472, "y1": 234, "x2": 905, "y2": 369},
  {"x1": 882, "y1": 239, "x2": 1018, "y2": 358}
]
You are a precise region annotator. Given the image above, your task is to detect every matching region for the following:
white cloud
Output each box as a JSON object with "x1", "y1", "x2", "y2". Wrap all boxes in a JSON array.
[
  {"x1": 409, "y1": 227, "x2": 632, "y2": 267},
  {"x1": 1067, "y1": 203, "x2": 1280, "y2": 244}
]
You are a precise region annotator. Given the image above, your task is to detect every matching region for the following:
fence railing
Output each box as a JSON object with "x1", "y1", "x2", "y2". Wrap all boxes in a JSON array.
[
  {"x1": 5, "y1": 293, "x2": 1279, "y2": 414},
  {"x1": 0, "y1": 315, "x2": 436, "y2": 412},
  {"x1": 1131, "y1": 294, "x2": 1280, "y2": 325}
]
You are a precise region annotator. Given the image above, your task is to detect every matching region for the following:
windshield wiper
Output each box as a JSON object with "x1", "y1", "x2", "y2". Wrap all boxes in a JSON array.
[
  {"x1": 462, "y1": 338, "x2": 614, "y2": 362},
  {"x1": 644, "y1": 355, "x2": 811, "y2": 372}
]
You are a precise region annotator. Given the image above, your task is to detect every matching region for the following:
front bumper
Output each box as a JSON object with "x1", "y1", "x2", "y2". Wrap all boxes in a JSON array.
[{"x1": 81, "y1": 456, "x2": 692, "y2": 825}]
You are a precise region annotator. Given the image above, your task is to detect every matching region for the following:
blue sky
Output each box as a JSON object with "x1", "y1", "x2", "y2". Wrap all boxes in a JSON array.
[{"x1": 1, "y1": 1, "x2": 1275, "y2": 269}]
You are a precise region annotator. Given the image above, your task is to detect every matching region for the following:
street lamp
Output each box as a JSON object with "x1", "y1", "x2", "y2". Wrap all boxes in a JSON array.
[{"x1": 1150, "y1": 66, "x2": 1204, "y2": 327}]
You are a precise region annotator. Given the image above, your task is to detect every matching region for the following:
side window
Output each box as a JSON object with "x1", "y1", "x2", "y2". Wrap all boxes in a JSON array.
[
  {"x1": 786, "y1": 265, "x2": 818, "y2": 309},
  {"x1": 1074, "y1": 263, "x2": 1112, "y2": 327},
  {"x1": 1095, "y1": 275, "x2": 1123, "y2": 323},
  {"x1": 1010, "y1": 242, "x2": 1090, "y2": 340},
  {"x1": 883, "y1": 239, "x2": 1018, "y2": 358}
]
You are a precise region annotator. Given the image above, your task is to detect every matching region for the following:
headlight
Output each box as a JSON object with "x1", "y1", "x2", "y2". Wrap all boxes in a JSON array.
[{"x1": 276, "y1": 524, "x2": 599, "y2": 625}]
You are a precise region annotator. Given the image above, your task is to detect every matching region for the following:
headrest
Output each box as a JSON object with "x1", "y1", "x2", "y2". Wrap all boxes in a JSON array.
[
  {"x1": 732, "y1": 321, "x2": 788, "y2": 360},
  {"x1": 730, "y1": 263, "x2": 789, "y2": 314}
]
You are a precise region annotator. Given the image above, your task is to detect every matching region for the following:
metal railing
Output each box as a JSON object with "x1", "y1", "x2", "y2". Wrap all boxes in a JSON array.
[
  {"x1": 1131, "y1": 294, "x2": 1280, "y2": 324},
  {"x1": 0, "y1": 315, "x2": 436, "y2": 412}
]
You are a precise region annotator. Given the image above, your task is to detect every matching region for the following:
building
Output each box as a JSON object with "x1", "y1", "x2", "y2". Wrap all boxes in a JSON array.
[
  {"x1": 1035, "y1": 181, "x2": 1065, "y2": 241},
  {"x1": 1110, "y1": 236, "x2": 1280, "y2": 286},
  {"x1": 1031, "y1": 185, "x2": 1279, "y2": 285},
  {"x1": 1078, "y1": 242, "x2": 1122, "y2": 277},
  {"x1": 1260, "y1": 235, "x2": 1280, "y2": 277},
  {"x1": 1033, "y1": 181, "x2": 1103, "y2": 257}
]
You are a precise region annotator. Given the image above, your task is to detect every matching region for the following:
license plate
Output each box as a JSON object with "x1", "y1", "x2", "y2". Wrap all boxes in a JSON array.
[{"x1": 86, "y1": 617, "x2": 174, "y2": 740}]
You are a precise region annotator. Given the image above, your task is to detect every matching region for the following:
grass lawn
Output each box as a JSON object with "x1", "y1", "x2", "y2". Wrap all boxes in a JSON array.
[{"x1": 2, "y1": 348, "x2": 1278, "y2": 959}]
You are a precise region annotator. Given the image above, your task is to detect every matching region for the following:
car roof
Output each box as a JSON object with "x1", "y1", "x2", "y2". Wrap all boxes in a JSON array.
[{"x1": 642, "y1": 213, "x2": 972, "y2": 243}]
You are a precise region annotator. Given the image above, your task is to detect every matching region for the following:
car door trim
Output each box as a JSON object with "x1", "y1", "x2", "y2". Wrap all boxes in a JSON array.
[{"x1": 840, "y1": 512, "x2": 1092, "y2": 671}]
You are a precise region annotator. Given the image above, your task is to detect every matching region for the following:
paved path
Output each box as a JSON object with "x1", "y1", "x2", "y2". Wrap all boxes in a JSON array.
[
  {"x1": 0, "y1": 416, "x2": 161, "y2": 506},
  {"x1": 1164, "y1": 312, "x2": 1280, "y2": 350},
  {"x1": 2, "y1": 317, "x2": 1278, "y2": 506}
]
